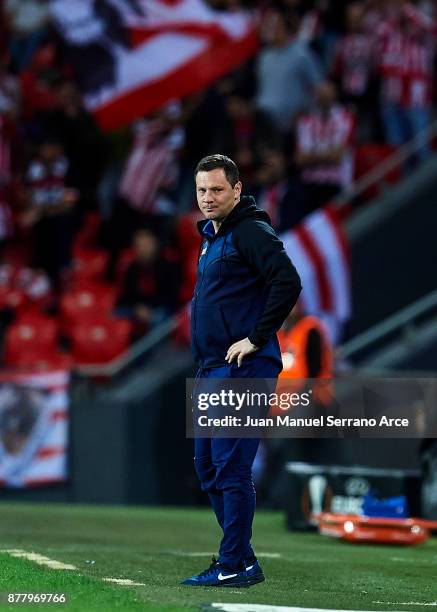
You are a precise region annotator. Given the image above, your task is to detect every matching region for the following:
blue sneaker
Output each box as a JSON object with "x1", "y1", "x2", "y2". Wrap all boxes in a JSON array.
[
  {"x1": 243, "y1": 560, "x2": 265, "y2": 586},
  {"x1": 181, "y1": 557, "x2": 249, "y2": 587}
]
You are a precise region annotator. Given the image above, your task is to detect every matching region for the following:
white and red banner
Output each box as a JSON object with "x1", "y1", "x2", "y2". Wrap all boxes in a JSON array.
[
  {"x1": 281, "y1": 206, "x2": 351, "y2": 343},
  {"x1": 0, "y1": 370, "x2": 69, "y2": 488},
  {"x1": 119, "y1": 111, "x2": 183, "y2": 212},
  {"x1": 50, "y1": 0, "x2": 258, "y2": 130}
]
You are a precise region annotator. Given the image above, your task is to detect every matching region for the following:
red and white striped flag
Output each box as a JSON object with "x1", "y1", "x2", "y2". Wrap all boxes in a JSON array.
[
  {"x1": 0, "y1": 370, "x2": 69, "y2": 488},
  {"x1": 280, "y1": 206, "x2": 351, "y2": 343},
  {"x1": 119, "y1": 119, "x2": 174, "y2": 211},
  {"x1": 50, "y1": 0, "x2": 258, "y2": 130}
]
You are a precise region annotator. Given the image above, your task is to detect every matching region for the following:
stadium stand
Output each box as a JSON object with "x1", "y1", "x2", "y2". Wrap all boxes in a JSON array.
[
  {"x1": 0, "y1": 0, "x2": 437, "y2": 521},
  {"x1": 0, "y1": 0, "x2": 435, "y2": 368}
]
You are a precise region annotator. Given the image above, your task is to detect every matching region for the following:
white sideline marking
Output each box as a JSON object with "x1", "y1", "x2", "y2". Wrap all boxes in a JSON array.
[
  {"x1": 1, "y1": 549, "x2": 146, "y2": 588},
  {"x1": 374, "y1": 602, "x2": 437, "y2": 607},
  {"x1": 172, "y1": 551, "x2": 282, "y2": 559},
  {"x1": 209, "y1": 605, "x2": 403, "y2": 612},
  {"x1": 103, "y1": 578, "x2": 145, "y2": 586},
  {"x1": 1, "y1": 549, "x2": 77, "y2": 570}
]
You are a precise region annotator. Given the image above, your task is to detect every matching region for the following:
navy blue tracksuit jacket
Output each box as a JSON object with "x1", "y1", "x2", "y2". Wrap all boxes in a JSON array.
[{"x1": 191, "y1": 195, "x2": 302, "y2": 368}]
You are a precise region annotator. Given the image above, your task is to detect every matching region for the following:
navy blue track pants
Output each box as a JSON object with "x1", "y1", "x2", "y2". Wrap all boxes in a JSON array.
[{"x1": 193, "y1": 358, "x2": 280, "y2": 570}]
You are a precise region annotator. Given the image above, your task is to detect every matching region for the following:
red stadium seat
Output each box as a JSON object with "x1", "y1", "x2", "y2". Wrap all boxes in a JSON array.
[
  {"x1": 72, "y1": 212, "x2": 102, "y2": 251},
  {"x1": 4, "y1": 315, "x2": 59, "y2": 366},
  {"x1": 60, "y1": 283, "x2": 117, "y2": 330},
  {"x1": 70, "y1": 319, "x2": 132, "y2": 365},
  {"x1": 177, "y1": 211, "x2": 202, "y2": 254},
  {"x1": 177, "y1": 212, "x2": 201, "y2": 304},
  {"x1": 0, "y1": 286, "x2": 27, "y2": 311},
  {"x1": 354, "y1": 143, "x2": 402, "y2": 201},
  {"x1": 71, "y1": 248, "x2": 109, "y2": 284},
  {"x1": 8, "y1": 347, "x2": 73, "y2": 371},
  {"x1": 115, "y1": 247, "x2": 136, "y2": 287}
]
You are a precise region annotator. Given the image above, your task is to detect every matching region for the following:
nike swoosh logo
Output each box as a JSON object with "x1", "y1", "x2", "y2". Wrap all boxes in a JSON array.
[
  {"x1": 245, "y1": 565, "x2": 254, "y2": 571},
  {"x1": 217, "y1": 572, "x2": 238, "y2": 581}
]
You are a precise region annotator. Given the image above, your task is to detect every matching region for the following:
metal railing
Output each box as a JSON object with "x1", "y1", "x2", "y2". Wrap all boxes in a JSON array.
[{"x1": 339, "y1": 289, "x2": 437, "y2": 360}]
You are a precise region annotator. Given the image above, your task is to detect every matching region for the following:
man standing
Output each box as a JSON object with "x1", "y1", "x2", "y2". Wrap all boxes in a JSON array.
[
  {"x1": 256, "y1": 11, "x2": 322, "y2": 135},
  {"x1": 182, "y1": 155, "x2": 301, "y2": 588},
  {"x1": 295, "y1": 81, "x2": 355, "y2": 215}
]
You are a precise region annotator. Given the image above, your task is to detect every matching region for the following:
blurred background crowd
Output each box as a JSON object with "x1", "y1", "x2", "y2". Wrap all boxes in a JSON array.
[{"x1": 0, "y1": 0, "x2": 435, "y2": 368}]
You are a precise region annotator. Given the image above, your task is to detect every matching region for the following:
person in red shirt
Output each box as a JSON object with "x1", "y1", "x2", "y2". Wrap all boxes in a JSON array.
[
  {"x1": 295, "y1": 80, "x2": 355, "y2": 215},
  {"x1": 376, "y1": 2, "x2": 435, "y2": 160},
  {"x1": 117, "y1": 227, "x2": 181, "y2": 337},
  {"x1": 331, "y1": 2, "x2": 377, "y2": 140},
  {"x1": 23, "y1": 136, "x2": 78, "y2": 288}
]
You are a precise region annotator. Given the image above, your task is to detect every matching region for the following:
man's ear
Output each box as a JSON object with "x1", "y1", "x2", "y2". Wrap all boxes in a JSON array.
[{"x1": 234, "y1": 181, "x2": 242, "y2": 199}]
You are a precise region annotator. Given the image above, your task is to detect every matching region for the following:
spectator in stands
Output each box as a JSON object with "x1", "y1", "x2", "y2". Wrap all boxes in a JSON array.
[
  {"x1": 331, "y1": 2, "x2": 376, "y2": 140},
  {"x1": 254, "y1": 147, "x2": 306, "y2": 231},
  {"x1": 0, "y1": 52, "x2": 21, "y2": 120},
  {"x1": 19, "y1": 44, "x2": 60, "y2": 124},
  {"x1": 4, "y1": 0, "x2": 50, "y2": 71},
  {"x1": 295, "y1": 80, "x2": 355, "y2": 214},
  {"x1": 23, "y1": 136, "x2": 78, "y2": 288},
  {"x1": 401, "y1": 4, "x2": 435, "y2": 160},
  {"x1": 255, "y1": 10, "x2": 322, "y2": 136},
  {"x1": 218, "y1": 92, "x2": 279, "y2": 188},
  {"x1": 376, "y1": 1, "x2": 435, "y2": 160},
  {"x1": 117, "y1": 228, "x2": 181, "y2": 336},
  {"x1": 221, "y1": 93, "x2": 279, "y2": 161},
  {"x1": 362, "y1": 0, "x2": 385, "y2": 33},
  {"x1": 42, "y1": 80, "x2": 106, "y2": 210}
]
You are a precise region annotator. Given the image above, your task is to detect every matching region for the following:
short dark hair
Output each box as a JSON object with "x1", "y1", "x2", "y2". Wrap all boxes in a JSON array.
[{"x1": 195, "y1": 154, "x2": 239, "y2": 187}]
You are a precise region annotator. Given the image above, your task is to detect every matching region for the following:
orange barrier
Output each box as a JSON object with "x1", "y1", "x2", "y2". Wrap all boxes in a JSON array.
[{"x1": 312, "y1": 512, "x2": 437, "y2": 546}]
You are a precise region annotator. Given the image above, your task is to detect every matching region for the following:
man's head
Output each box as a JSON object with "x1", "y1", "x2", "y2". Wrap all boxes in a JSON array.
[
  {"x1": 346, "y1": 2, "x2": 365, "y2": 33},
  {"x1": 195, "y1": 154, "x2": 242, "y2": 223},
  {"x1": 38, "y1": 137, "x2": 63, "y2": 164},
  {"x1": 315, "y1": 81, "x2": 337, "y2": 112},
  {"x1": 266, "y1": 10, "x2": 299, "y2": 47},
  {"x1": 133, "y1": 228, "x2": 159, "y2": 263},
  {"x1": 256, "y1": 148, "x2": 286, "y2": 186},
  {"x1": 57, "y1": 80, "x2": 82, "y2": 111},
  {"x1": 226, "y1": 94, "x2": 253, "y2": 120}
]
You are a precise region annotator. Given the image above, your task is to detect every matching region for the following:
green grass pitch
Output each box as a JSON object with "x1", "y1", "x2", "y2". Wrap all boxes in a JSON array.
[{"x1": 0, "y1": 502, "x2": 436, "y2": 611}]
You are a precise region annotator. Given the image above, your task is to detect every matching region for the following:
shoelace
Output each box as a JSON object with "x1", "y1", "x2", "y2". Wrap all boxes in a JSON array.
[{"x1": 197, "y1": 556, "x2": 220, "y2": 578}]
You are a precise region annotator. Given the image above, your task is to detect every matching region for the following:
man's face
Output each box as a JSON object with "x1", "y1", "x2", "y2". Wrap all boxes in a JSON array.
[
  {"x1": 346, "y1": 3, "x2": 364, "y2": 32},
  {"x1": 39, "y1": 142, "x2": 63, "y2": 163},
  {"x1": 316, "y1": 82, "x2": 336, "y2": 111},
  {"x1": 195, "y1": 168, "x2": 242, "y2": 222},
  {"x1": 134, "y1": 230, "x2": 158, "y2": 262}
]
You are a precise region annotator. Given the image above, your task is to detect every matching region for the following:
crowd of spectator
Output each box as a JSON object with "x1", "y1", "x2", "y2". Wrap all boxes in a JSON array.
[{"x1": 0, "y1": 0, "x2": 435, "y2": 362}]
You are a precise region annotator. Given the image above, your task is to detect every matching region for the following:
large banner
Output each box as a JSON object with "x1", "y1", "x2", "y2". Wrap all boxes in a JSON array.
[
  {"x1": 50, "y1": 0, "x2": 258, "y2": 130},
  {"x1": 0, "y1": 370, "x2": 69, "y2": 488},
  {"x1": 281, "y1": 206, "x2": 351, "y2": 343}
]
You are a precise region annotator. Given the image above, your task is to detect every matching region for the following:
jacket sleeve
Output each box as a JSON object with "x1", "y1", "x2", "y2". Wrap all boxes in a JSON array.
[{"x1": 232, "y1": 219, "x2": 302, "y2": 347}]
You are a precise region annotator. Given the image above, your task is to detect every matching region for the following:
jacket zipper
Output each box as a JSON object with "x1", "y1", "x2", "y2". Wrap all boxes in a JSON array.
[{"x1": 192, "y1": 235, "x2": 215, "y2": 362}]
